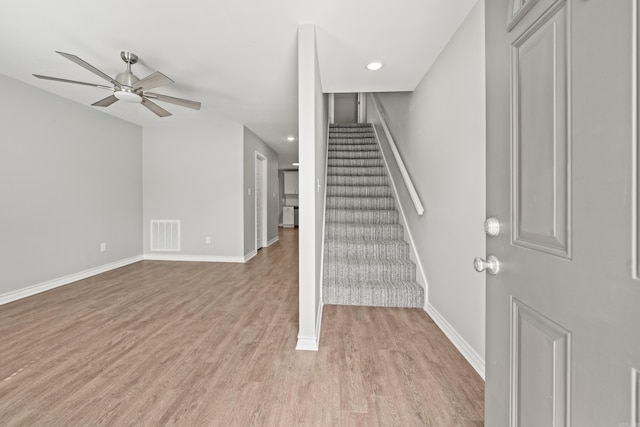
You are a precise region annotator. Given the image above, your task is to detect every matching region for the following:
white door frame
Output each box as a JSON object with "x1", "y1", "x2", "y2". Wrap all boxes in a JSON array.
[
  {"x1": 328, "y1": 93, "x2": 335, "y2": 124},
  {"x1": 255, "y1": 152, "x2": 268, "y2": 250},
  {"x1": 357, "y1": 92, "x2": 367, "y2": 123}
]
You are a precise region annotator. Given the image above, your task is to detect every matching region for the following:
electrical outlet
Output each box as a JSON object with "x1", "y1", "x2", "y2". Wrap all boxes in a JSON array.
[
  {"x1": 248, "y1": 188, "x2": 252, "y2": 196},
  {"x1": 205, "y1": 236, "x2": 211, "y2": 244},
  {"x1": 100, "y1": 242, "x2": 107, "y2": 252}
]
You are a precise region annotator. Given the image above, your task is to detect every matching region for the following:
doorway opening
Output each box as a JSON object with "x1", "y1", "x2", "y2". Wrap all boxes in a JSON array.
[{"x1": 255, "y1": 153, "x2": 268, "y2": 251}]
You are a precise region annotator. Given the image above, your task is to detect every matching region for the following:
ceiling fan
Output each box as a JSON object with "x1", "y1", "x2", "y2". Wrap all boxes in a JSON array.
[{"x1": 33, "y1": 51, "x2": 201, "y2": 117}]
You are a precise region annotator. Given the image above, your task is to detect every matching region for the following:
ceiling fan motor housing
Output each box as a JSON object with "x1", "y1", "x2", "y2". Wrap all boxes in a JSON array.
[{"x1": 114, "y1": 52, "x2": 142, "y2": 102}]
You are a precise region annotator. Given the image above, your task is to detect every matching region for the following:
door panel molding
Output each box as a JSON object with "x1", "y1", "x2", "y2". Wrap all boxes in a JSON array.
[
  {"x1": 633, "y1": 368, "x2": 640, "y2": 425},
  {"x1": 511, "y1": 2, "x2": 572, "y2": 258},
  {"x1": 507, "y1": 0, "x2": 541, "y2": 31},
  {"x1": 510, "y1": 298, "x2": 571, "y2": 427},
  {"x1": 634, "y1": 0, "x2": 640, "y2": 279}
]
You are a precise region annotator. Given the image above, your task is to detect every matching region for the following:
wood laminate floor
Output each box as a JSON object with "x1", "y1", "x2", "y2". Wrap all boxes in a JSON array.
[{"x1": 0, "y1": 228, "x2": 484, "y2": 426}]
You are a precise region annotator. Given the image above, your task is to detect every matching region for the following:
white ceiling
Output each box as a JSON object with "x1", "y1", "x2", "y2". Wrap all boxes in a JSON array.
[{"x1": 0, "y1": 0, "x2": 477, "y2": 169}]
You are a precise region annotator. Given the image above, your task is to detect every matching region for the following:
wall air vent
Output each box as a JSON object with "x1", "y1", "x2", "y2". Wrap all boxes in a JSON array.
[{"x1": 150, "y1": 220, "x2": 181, "y2": 251}]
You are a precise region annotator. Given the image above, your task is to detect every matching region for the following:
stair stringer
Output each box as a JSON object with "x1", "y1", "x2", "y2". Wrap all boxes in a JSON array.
[
  {"x1": 369, "y1": 122, "x2": 428, "y2": 307},
  {"x1": 319, "y1": 121, "x2": 331, "y2": 310}
]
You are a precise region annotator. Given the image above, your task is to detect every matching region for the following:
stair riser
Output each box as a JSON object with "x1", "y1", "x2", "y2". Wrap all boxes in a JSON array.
[
  {"x1": 327, "y1": 186, "x2": 392, "y2": 197},
  {"x1": 329, "y1": 138, "x2": 377, "y2": 144},
  {"x1": 325, "y1": 224, "x2": 405, "y2": 240},
  {"x1": 329, "y1": 144, "x2": 379, "y2": 152},
  {"x1": 324, "y1": 263, "x2": 417, "y2": 282},
  {"x1": 327, "y1": 167, "x2": 386, "y2": 176},
  {"x1": 328, "y1": 151, "x2": 381, "y2": 159},
  {"x1": 324, "y1": 286, "x2": 424, "y2": 308},
  {"x1": 327, "y1": 176, "x2": 388, "y2": 186},
  {"x1": 331, "y1": 123, "x2": 370, "y2": 127},
  {"x1": 330, "y1": 124, "x2": 372, "y2": 128},
  {"x1": 329, "y1": 132, "x2": 374, "y2": 138},
  {"x1": 325, "y1": 241, "x2": 409, "y2": 259},
  {"x1": 327, "y1": 209, "x2": 399, "y2": 224},
  {"x1": 327, "y1": 197, "x2": 395, "y2": 210},
  {"x1": 328, "y1": 159, "x2": 384, "y2": 167}
]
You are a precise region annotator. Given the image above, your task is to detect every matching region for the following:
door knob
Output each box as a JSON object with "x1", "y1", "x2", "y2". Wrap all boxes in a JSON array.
[
  {"x1": 474, "y1": 256, "x2": 500, "y2": 275},
  {"x1": 484, "y1": 217, "x2": 500, "y2": 236}
]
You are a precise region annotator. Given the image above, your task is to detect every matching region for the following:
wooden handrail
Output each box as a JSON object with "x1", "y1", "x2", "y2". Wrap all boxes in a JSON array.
[{"x1": 369, "y1": 94, "x2": 425, "y2": 216}]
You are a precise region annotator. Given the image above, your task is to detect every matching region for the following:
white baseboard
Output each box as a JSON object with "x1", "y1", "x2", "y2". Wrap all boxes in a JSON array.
[
  {"x1": 0, "y1": 255, "x2": 143, "y2": 306},
  {"x1": 296, "y1": 335, "x2": 319, "y2": 351},
  {"x1": 296, "y1": 303, "x2": 323, "y2": 351},
  {"x1": 143, "y1": 253, "x2": 246, "y2": 263},
  {"x1": 266, "y1": 236, "x2": 279, "y2": 247},
  {"x1": 425, "y1": 302, "x2": 485, "y2": 380},
  {"x1": 244, "y1": 250, "x2": 257, "y2": 262}
]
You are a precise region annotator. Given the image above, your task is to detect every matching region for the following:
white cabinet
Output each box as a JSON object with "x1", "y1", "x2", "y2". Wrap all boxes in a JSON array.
[
  {"x1": 283, "y1": 206, "x2": 295, "y2": 228},
  {"x1": 283, "y1": 171, "x2": 298, "y2": 194}
]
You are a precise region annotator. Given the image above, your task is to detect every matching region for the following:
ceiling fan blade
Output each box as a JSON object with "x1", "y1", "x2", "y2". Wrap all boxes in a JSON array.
[
  {"x1": 141, "y1": 98, "x2": 172, "y2": 117},
  {"x1": 133, "y1": 71, "x2": 173, "y2": 91},
  {"x1": 33, "y1": 74, "x2": 113, "y2": 90},
  {"x1": 144, "y1": 92, "x2": 202, "y2": 110},
  {"x1": 92, "y1": 95, "x2": 119, "y2": 107},
  {"x1": 55, "y1": 51, "x2": 121, "y2": 88}
]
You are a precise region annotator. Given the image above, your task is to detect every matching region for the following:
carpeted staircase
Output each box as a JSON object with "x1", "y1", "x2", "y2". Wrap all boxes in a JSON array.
[{"x1": 323, "y1": 123, "x2": 424, "y2": 308}]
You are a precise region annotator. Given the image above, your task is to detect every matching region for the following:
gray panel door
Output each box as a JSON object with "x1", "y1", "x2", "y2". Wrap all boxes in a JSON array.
[{"x1": 485, "y1": 0, "x2": 640, "y2": 425}]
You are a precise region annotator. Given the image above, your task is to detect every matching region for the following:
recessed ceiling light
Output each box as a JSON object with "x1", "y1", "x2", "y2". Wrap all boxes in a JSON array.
[
  {"x1": 292, "y1": 162, "x2": 299, "y2": 166},
  {"x1": 287, "y1": 136, "x2": 296, "y2": 141},
  {"x1": 366, "y1": 61, "x2": 384, "y2": 71}
]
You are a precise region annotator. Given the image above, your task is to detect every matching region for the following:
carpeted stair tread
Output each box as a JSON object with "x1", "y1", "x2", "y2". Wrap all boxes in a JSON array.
[
  {"x1": 329, "y1": 138, "x2": 377, "y2": 145},
  {"x1": 327, "y1": 185, "x2": 392, "y2": 197},
  {"x1": 328, "y1": 151, "x2": 381, "y2": 159},
  {"x1": 328, "y1": 158, "x2": 385, "y2": 167},
  {"x1": 327, "y1": 175, "x2": 389, "y2": 186},
  {"x1": 329, "y1": 144, "x2": 380, "y2": 151},
  {"x1": 327, "y1": 196, "x2": 395, "y2": 210},
  {"x1": 326, "y1": 209, "x2": 399, "y2": 224},
  {"x1": 324, "y1": 258, "x2": 417, "y2": 282},
  {"x1": 325, "y1": 238, "x2": 409, "y2": 259},
  {"x1": 325, "y1": 223, "x2": 405, "y2": 240},
  {"x1": 327, "y1": 166, "x2": 387, "y2": 176},
  {"x1": 331, "y1": 123, "x2": 371, "y2": 128}
]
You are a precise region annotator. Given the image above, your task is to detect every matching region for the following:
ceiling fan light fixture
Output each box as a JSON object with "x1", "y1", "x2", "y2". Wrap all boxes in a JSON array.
[
  {"x1": 35, "y1": 50, "x2": 201, "y2": 117},
  {"x1": 114, "y1": 89, "x2": 142, "y2": 103},
  {"x1": 366, "y1": 61, "x2": 384, "y2": 71}
]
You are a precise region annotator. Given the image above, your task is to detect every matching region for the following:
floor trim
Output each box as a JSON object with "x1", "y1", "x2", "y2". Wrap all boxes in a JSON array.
[
  {"x1": 296, "y1": 303, "x2": 323, "y2": 351},
  {"x1": 0, "y1": 255, "x2": 143, "y2": 306},
  {"x1": 425, "y1": 302, "x2": 485, "y2": 380},
  {"x1": 143, "y1": 254, "x2": 246, "y2": 263}
]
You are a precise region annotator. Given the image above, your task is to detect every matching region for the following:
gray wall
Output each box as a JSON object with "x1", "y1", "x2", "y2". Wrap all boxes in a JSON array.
[
  {"x1": 373, "y1": 1, "x2": 486, "y2": 366},
  {"x1": 0, "y1": 73, "x2": 142, "y2": 296},
  {"x1": 143, "y1": 119, "x2": 245, "y2": 259},
  {"x1": 243, "y1": 126, "x2": 280, "y2": 255},
  {"x1": 297, "y1": 24, "x2": 327, "y2": 349},
  {"x1": 334, "y1": 93, "x2": 357, "y2": 123}
]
